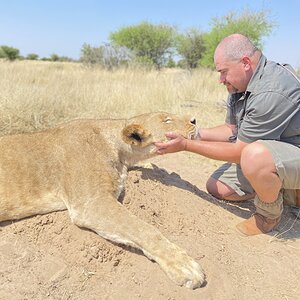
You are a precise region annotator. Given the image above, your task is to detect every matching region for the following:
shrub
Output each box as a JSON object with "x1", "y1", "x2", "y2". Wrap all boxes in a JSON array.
[
  {"x1": 26, "y1": 53, "x2": 39, "y2": 60},
  {"x1": 176, "y1": 28, "x2": 205, "y2": 69},
  {"x1": 0, "y1": 45, "x2": 20, "y2": 61},
  {"x1": 80, "y1": 43, "x2": 131, "y2": 69},
  {"x1": 200, "y1": 9, "x2": 275, "y2": 68},
  {"x1": 110, "y1": 22, "x2": 176, "y2": 69}
]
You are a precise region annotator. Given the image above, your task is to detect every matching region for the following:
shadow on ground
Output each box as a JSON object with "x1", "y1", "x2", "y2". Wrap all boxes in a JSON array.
[{"x1": 130, "y1": 164, "x2": 300, "y2": 240}]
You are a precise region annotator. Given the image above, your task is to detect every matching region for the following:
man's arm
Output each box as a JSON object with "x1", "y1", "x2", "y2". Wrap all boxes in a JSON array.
[
  {"x1": 200, "y1": 123, "x2": 237, "y2": 142},
  {"x1": 155, "y1": 132, "x2": 248, "y2": 164},
  {"x1": 184, "y1": 138, "x2": 247, "y2": 164}
]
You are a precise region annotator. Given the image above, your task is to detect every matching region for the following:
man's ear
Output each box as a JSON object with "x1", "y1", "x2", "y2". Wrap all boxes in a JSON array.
[
  {"x1": 122, "y1": 124, "x2": 151, "y2": 146},
  {"x1": 242, "y1": 56, "x2": 251, "y2": 71}
]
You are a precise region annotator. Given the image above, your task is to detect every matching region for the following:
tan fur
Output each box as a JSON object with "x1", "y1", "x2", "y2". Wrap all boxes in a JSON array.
[{"x1": 0, "y1": 112, "x2": 204, "y2": 289}]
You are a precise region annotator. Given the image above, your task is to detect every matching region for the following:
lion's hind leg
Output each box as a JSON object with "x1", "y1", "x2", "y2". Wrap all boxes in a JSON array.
[{"x1": 66, "y1": 195, "x2": 205, "y2": 289}]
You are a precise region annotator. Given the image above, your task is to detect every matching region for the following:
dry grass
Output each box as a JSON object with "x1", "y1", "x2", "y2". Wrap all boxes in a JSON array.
[{"x1": 0, "y1": 60, "x2": 227, "y2": 136}]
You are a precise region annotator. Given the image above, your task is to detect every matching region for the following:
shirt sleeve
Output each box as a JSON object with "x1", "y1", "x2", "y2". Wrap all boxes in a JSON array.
[
  {"x1": 237, "y1": 91, "x2": 298, "y2": 143},
  {"x1": 225, "y1": 95, "x2": 237, "y2": 125}
]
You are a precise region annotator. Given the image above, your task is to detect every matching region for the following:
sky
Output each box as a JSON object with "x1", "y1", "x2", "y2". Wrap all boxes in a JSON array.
[{"x1": 1, "y1": 0, "x2": 299, "y2": 68}]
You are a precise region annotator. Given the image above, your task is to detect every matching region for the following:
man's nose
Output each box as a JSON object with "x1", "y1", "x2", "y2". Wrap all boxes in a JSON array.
[{"x1": 219, "y1": 73, "x2": 226, "y2": 83}]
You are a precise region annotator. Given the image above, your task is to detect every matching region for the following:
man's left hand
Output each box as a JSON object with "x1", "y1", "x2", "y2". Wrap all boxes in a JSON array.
[{"x1": 155, "y1": 132, "x2": 187, "y2": 155}]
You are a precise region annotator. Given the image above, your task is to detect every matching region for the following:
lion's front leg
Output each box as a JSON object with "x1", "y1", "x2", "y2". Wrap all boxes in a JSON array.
[{"x1": 67, "y1": 195, "x2": 205, "y2": 289}]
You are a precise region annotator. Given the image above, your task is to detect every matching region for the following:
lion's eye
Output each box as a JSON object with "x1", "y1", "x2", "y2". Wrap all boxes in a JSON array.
[{"x1": 164, "y1": 117, "x2": 173, "y2": 124}]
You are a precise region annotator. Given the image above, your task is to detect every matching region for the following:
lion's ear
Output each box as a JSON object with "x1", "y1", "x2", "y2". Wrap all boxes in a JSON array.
[{"x1": 122, "y1": 124, "x2": 151, "y2": 146}]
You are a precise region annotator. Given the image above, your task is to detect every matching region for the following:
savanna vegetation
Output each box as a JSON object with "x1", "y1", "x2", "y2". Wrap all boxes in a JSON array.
[
  {"x1": 82, "y1": 9, "x2": 274, "y2": 69},
  {"x1": 0, "y1": 8, "x2": 297, "y2": 137},
  {"x1": 1, "y1": 9, "x2": 274, "y2": 69},
  {"x1": 0, "y1": 60, "x2": 227, "y2": 137}
]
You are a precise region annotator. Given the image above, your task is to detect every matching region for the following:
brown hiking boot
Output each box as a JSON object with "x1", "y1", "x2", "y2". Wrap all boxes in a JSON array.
[{"x1": 236, "y1": 213, "x2": 281, "y2": 236}]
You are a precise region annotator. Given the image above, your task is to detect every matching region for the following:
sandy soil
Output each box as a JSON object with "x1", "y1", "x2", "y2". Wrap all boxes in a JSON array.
[{"x1": 0, "y1": 152, "x2": 299, "y2": 300}]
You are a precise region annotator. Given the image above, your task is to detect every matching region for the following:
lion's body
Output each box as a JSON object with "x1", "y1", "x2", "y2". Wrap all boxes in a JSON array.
[
  {"x1": 0, "y1": 112, "x2": 204, "y2": 289},
  {"x1": 0, "y1": 119, "x2": 128, "y2": 222}
]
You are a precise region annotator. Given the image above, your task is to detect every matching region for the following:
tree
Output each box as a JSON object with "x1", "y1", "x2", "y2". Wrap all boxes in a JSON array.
[
  {"x1": 0, "y1": 47, "x2": 5, "y2": 58},
  {"x1": 0, "y1": 45, "x2": 20, "y2": 61},
  {"x1": 26, "y1": 53, "x2": 39, "y2": 60},
  {"x1": 50, "y1": 53, "x2": 60, "y2": 62},
  {"x1": 80, "y1": 43, "x2": 104, "y2": 65},
  {"x1": 166, "y1": 56, "x2": 176, "y2": 68},
  {"x1": 110, "y1": 22, "x2": 176, "y2": 69},
  {"x1": 200, "y1": 9, "x2": 275, "y2": 68},
  {"x1": 176, "y1": 28, "x2": 205, "y2": 69},
  {"x1": 58, "y1": 56, "x2": 75, "y2": 62},
  {"x1": 80, "y1": 43, "x2": 131, "y2": 68},
  {"x1": 100, "y1": 43, "x2": 131, "y2": 69}
]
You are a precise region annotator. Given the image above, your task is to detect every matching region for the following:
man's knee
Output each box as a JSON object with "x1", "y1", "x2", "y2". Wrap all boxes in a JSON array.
[
  {"x1": 206, "y1": 176, "x2": 255, "y2": 201},
  {"x1": 241, "y1": 142, "x2": 275, "y2": 178},
  {"x1": 206, "y1": 177, "x2": 235, "y2": 199}
]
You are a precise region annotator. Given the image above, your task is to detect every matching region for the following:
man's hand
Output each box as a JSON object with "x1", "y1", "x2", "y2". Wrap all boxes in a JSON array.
[{"x1": 155, "y1": 132, "x2": 187, "y2": 155}]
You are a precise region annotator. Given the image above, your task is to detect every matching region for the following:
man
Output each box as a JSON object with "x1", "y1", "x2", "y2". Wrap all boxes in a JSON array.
[{"x1": 155, "y1": 33, "x2": 300, "y2": 236}]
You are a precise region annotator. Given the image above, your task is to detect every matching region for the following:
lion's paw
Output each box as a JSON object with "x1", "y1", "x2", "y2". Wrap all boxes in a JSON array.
[{"x1": 160, "y1": 249, "x2": 205, "y2": 289}]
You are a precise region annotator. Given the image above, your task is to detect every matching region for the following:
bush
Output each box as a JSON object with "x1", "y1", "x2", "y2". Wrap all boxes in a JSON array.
[
  {"x1": 26, "y1": 53, "x2": 39, "y2": 60},
  {"x1": 50, "y1": 54, "x2": 60, "y2": 62},
  {"x1": 80, "y1": 44, "x2": 104, "y2": 65},
  {"x1": 80, "y1": 43, "x2": 131, "y2": 69},
  {"x1": 0, "y1": 47, "x2": 5, "y2": 58},
  {"x1": 0, "y1": 45, "x2": 20, "y2": 61},
  {"x1": 200, "y1": 9, "x2": 274, "y2": 68},
  {"x1": 176, "y1": 28, "x2": 205, "y2": 69},
  {"x1": 166, "y1": 57, "x2": 176, "y2": 68},
  {"x1": 110, "y1": 22, "x2": 176, "y2": 69},
  {"x1": 131, "y1": 56, "x2": 155, "y2": 70}
]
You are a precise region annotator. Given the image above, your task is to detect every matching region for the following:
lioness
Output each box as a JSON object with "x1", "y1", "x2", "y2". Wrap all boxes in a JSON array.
[{"x1": 0, "y1": 112, "x2": 205, "y2": 289}]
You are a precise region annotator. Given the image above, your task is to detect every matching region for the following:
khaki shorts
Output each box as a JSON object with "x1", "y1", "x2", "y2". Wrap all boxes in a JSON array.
[{"x1": 211, "y1": 140, "x2": 300, "y2": 207}]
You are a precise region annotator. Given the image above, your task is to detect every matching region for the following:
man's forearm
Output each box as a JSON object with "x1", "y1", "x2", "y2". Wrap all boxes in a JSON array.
[
  {"x1": 185, "y1": 139, "x2": 244, "y2": 164},
  {"x1": 199, "y1": 124, "x2": 236, "y2": 142}
]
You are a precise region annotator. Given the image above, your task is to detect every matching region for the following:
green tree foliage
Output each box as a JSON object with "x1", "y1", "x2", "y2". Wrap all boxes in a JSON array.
[
  {"x1": 0, "y1": 47, "x2": 5, "y2": 58},
  {"x1": 80, "y1": 43, "x2": 131, "y2": 68},
  {"x1": 100, "y1": 43, "x2": 131, "y2": 69},
  {"x1": 0, "y1": 45, "x2": 20, "y2": 61},
  {"x1": 80, "y1": 43, "x2": 104, "y2": 65},
  {"x1": 50, "y1": 53, "x2": 60, "y2": 62},
  {"x1": 58, "y1": 56, "x2": 75, "y2": 62},
  {"x1": 110, "y1": 22, "x2": 176, "y2": 69},
  {"x1": 39, "y1": 55, "x2": 73, "y2": 62},
  {"x1": 200, "y1": 9, "x2": 275, "y2": 68},
  {"x1": 176, "y1": 28, "x2": 205, "y2": 69},
  {"x1": 26, "y1": 53, "x2": 39, "y2": 60},
  {"x1": 166, "y1": 57, "x2": 176, "y2": 68}
]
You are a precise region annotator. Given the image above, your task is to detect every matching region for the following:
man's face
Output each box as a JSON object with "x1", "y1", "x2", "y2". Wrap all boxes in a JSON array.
[{"x1": 214, "y1": 54, "x2": 250, "y2": 94}]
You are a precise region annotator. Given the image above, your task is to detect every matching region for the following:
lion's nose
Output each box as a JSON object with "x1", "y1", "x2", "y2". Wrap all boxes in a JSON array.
[{"x1": 190, "y1": 118, "x2": 196, "y2": 125}]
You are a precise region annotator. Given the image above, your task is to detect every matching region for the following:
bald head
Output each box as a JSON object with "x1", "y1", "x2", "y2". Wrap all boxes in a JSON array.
[
  {"x1": 214, "y1": 34, "x2": 262, "y2": 94},
  {"x1": 214, "y1": 34, "x2": 261, "y2": 62}
]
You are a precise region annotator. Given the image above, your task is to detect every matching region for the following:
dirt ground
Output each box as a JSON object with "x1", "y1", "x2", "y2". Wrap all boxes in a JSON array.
[{"x1": 0, "y1": 152, "x2": 299, "y2": 300}]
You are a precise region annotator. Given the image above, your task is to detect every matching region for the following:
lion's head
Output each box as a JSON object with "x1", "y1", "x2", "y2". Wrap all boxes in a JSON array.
[{"x1": 121, "y1": 112, "x2": 197, "y2": 150}]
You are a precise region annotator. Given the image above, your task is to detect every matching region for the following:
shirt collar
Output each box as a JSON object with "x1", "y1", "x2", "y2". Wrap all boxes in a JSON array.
[{"x1": 246, "y1": 54, "x2": 267, "y2": 93}]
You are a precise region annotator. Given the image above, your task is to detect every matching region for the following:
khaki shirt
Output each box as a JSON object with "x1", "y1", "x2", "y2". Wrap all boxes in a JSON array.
[{"x1": 225, "y1": 54, "x2": 300, "y2": 147}]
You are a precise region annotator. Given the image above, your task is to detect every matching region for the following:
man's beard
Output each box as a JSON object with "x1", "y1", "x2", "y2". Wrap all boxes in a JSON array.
[{"x1": 225, "y1": 82, "x2": 239, "y2": 94}]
